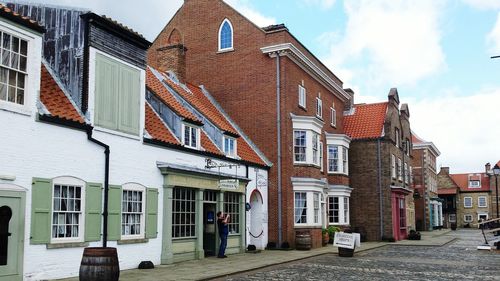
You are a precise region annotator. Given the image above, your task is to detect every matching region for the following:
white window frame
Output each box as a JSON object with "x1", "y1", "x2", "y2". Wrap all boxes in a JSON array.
[
  {"x1": 391, "y1": 154, "x2": 396, "y2": 179},
  {"x1": 478, "y1": 196, "x2": 487, "y2": 208},
  {"x1": 478, "y1": 213, "x2": 488, "y2": 221},
  {"x1": 469, "y1": 180, "x2": 480, "y2": 188},
  {"x1": 319, "y1": 141, "x2": 324, "y2": 172},
  {"x1": 395, "y1": 128, "x2": 400, "y2": 148},
  {"x1": 330, "y1": 107, "x2": 336, "y2": 127},
  {"x1": 50, "y1": 176, "x2": 86, "y2": 244},
  {"x1": 313, "y1": 193, "x2": 320, "y2": 224},
  {"x1": 0, "y1": 23, "x2": 39, "y2": 116},
  {"x1": 404, "y1": 163, "x2": 409, "y2": 184},
  {"x1": 121, "y1": 183, "x2": 146, "y2": 239},
  {"x1": 342, "y1": 147, "x2": 348, "y2": 174},
  {"x1": 327, "y1": 145, "x2": 339, "y2": 173},
  {"x1": 328, "y1": 196, "x2": 350, "y2": 225},
  {"x1": 397, "y1": 158, "x2": 402, "y2": 181},
  {"x1": 449, "y1": 214, "x2": 456, "y2": 222},
  {"x1": 298, "y1": 84, "x2": 306, "y2": 109},
  {"x1": 316, "y1": 97, "x2": 322, "y2": 119},
  {"x1": 218, "y1": 18, "x2": 234, "y2": 52},
  {"x1": 294, "y1": 192, "x2": 308, "y2": 225},
  {"x1": 182, "y1": 123, "x2": 200, "y2": 149},
  {"x1": 464, "y1": 214, "x2": 473, "y2": 223},
  {"x1": 325, "y1": 133, "x2": 350, "y2": 175},
  {"x1": 293, "y1": 130, "x2": 307, "y2": 164},
  {"x1": 312, "y1": 133, "x2": 319, "y2": 165},
  {"x1": 463, "y1": 197, "x2": 473, "y2": 208},
  {"x1": 223, "y1": 136, "x2": 237, "y2": 158}
]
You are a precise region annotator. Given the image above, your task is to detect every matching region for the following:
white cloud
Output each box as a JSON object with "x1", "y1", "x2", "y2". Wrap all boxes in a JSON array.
[
  {"x1": 303, "y1": 0, "x2": 337, "y2": 9},
  {"x1": 462, "y1": 0, "x2": 500, "y2": 10},
  {"x1": 321, "y1": 0, "x2": 446, "y2": 88},
  {"x1": 409, "y1": 87, "x2": 500, "y2": 174},
  {"x1": 487, "y1": 12, "x2": 500, "y2": 55},
  {"x1": 224, "y1": 0, "x2": 276, "y2": 27}
]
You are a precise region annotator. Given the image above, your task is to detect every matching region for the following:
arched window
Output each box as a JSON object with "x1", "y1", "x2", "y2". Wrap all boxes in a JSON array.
[{"x1": 218, "y1": 19, "x2": 233, "y2": 51}]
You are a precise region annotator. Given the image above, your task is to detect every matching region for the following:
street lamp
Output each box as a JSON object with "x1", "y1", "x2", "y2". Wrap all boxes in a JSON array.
[{"x1": 493, "y1": 164, "x2": 500, "y2": 220}]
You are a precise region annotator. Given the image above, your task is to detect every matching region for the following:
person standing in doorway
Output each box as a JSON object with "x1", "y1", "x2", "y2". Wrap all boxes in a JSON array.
[{"x1": 217, "y1": 211, "x2": 230, "y2": 258}]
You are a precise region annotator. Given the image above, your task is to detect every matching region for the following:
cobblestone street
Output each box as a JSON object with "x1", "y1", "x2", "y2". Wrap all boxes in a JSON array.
[{"x1": 220, "y1": 230, "x2": 500, "y2": 281}]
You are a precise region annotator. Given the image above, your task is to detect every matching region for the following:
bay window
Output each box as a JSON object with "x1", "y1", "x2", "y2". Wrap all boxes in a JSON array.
[
  {"x1": 291, "y1": 114, "x2": 324, "y2": 166},
  {"x1": 294, "y1": 192, "x2": 307, "y2": 224},
  {"x1": 325, "y1": 133, "x2": 351, "y2": 175},
  {"x1": 294, "y1": 130, "x2": 307, "y2": 163},
  {"x1": 328, "y1": 196, "x2": 350, "y2": 225}
]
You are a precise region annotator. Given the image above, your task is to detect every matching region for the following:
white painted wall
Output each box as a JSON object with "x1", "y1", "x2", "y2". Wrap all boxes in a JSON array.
[{"x1": 0, "y1": 108, "x2": 268, "y2": 280}]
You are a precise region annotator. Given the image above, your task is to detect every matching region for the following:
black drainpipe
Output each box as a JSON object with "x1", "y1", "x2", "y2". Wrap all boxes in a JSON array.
[{"x1": 86, "y1": 125, "x2": 110, "y2": 248}]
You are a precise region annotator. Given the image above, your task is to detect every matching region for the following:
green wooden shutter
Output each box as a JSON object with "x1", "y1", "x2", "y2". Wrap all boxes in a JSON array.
[
  {"x1": 146, "y1": 188, "x2": 159, "y2": 239},
  {"x1": 31, "y1": 178, "x2": 52, "y2": 244},
  {"x1": 85, "y1": 182, "x2": 102, "y2": 242},
  {"x1": 118, "y1": 65, "x2": 141, "y2": 135},
  {"x1": 95, "y1": 53, "x2": 119, "y2": 130},
  {"x1": 107, "y1": 185, "x2": 122, "y2": 241}
]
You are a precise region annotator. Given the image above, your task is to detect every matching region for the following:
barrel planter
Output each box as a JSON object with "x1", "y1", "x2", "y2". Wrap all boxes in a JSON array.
[
  {"x1": 338, "y1": 246, "x2": 355, "y2": 257},
  {"x1": 79, "y1": 247, "x2": 120, "y2": 281},
  {"x1": 295, "y1": 231, "x2": 312, "y2": 250}
]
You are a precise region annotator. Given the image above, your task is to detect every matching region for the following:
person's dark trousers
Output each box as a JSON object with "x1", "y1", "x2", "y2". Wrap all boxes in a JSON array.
[{"x1": 218, "y1": 233, "x2": 227, "y2": 257}]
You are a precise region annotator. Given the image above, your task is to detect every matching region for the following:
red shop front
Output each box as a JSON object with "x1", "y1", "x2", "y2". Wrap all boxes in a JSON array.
[{"x1": 391, "y1": 186, "x2": 412, "y2": 241}]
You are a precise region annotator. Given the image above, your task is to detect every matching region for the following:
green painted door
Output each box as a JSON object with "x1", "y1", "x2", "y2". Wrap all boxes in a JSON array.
[{"x1": 0, "y1": 197, "x2": 22, "y2": 281}]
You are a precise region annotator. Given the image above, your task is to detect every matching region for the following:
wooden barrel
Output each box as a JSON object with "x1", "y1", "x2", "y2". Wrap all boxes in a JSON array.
[
  {"x1": 79, "y1": 247, "x2": 119, "y2": 281},
  {"x1": 295, "y1": 232, "x2": 311, "y2": 250}
]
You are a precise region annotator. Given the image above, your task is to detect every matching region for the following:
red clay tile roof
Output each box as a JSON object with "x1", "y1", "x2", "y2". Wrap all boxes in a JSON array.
[
  {"x1": 201, "y1": 131, "x2": 223, "y2": 155},
  {"x1": 145, "y1": 103, "x2": 179, "y2": 145},
  {"x1": 237, "y1": 137, "x2": 267, "y2": 166},
  {"x1": 146, "y1": 68, "x2": 200, "y2": 123},
  {"x1": 450, "y1": 173, "x2": 490, "y2": 192},
  {"x1": 412, "y1": 132, "x2": 425, "y2": 144},
  {"x1": 344, "y1": 102, "x2": 388, "y2": 140},
  {"x1": 162, "y1": 75, "x2": 239, "y2": 136},
  {"x1": 438, "y1": 188, "x2": 457, "y2": 195},
  {"x1": 40, "y1": 64, "x2": 84, "y2": 124},
  {"x1": 0, "y1": 4, "x2": 45, "y2": 33}
]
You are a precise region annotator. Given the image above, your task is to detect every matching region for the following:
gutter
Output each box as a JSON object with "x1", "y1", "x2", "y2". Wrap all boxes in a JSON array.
[{"x1": 86, "y1": 125, "x2": 110, "y2": 248}]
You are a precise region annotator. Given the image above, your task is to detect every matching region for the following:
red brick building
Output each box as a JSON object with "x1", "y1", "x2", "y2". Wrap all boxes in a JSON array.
[
  {"x1": 411, "y1": 132, "x2": 442, "y2": 231},
  {"x1": 344, "y1": 89, "x2": 414, "y2": 241},
  {"x1": 149, "y1": 0, "x2": 353, "y2": 248}
]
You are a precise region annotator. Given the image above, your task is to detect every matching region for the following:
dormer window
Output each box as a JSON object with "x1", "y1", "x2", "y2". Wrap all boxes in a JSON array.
[
  {"x1": 223, "y1": 136, "x2": 236, "y2": 157},
  {"x1": 469, "y1": 180, "x2": 480, "y2": 188},
  {"x1": 94, "y1": 52, "x2": 141, "y2": 136},
  {"x1": 182, "y1": 124, "x2": 199, "y2": 149},
  {"x1": 218, "y1": 19, "x2": 233, "y2": 51},
  {"x1": 0, "y1": 32, "x2": 27, "y2": 106}
]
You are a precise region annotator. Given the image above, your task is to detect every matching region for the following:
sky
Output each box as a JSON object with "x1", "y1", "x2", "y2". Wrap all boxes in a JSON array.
[{"x1": 13, "y1": 0, "x2": 500, "y2": 174}]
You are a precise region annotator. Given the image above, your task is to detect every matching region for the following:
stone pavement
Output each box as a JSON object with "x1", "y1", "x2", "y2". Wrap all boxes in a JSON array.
[
  {"x1": 57, "y1": 229, "x2": 456, "y2": 281},
  {"x1": 221, "y1": 229, "x2": 500, "y2": 281}
]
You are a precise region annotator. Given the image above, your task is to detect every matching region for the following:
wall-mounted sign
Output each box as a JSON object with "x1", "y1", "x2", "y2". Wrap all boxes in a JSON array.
[
  {"x1": 219, "y1": 179, "x2": 239, "y2": 190},
  {"x1": 256, "y1": 171, "x2": 267, "y2": 188}
]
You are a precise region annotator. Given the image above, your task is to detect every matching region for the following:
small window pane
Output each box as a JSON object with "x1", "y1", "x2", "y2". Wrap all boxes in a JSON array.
[{"x1": 20, "y1": 40, "x2": 27, "y2": 56}]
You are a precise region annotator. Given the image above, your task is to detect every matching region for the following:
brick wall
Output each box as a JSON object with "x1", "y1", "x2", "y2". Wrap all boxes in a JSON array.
[{"x1": 150, "y1": 0, "x2": 350, "y2": 248}]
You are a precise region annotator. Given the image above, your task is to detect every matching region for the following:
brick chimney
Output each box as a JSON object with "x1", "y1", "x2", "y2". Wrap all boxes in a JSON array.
[
  {"x1": 485, "y1": 162, "x2": 491, "y2": 174},
  {"x1": 344, "y1": 88, "x2": 354, "y2": 111},
  {"x1": 439, "y1": 167, "x2": 450, "y2": 175},
  {"x1": 154, "y1": 44, "x2": 187, "y2": 83}
]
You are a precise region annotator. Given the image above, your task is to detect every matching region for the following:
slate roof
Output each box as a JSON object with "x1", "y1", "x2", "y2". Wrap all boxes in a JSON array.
[
  {"x1": 145, "y1": 103, "x2": 179, "y2": 145},
  {"x1": 344, "y1": 102, "x2": 388, "y2": 140},
  {"x1": 40, "y1": 64, "x2": 84, "y2": 124},
  {"x1": 450, "y1": 173, "x2": 490, "y2": 192}
]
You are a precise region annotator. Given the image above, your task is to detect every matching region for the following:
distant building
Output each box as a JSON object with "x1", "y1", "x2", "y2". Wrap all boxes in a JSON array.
[
  {"x1": 437, "y1": 167, "x2": 459, "y2": 228},
  {"x1": 438, "y1": 167, "x2": 491, "y2": 228},
  {"x1": 344, "y1": 88, "x2": 414, "y2": 241},
  {"x1": 411, "y1": 132, "x2": 442, "y2": 231}
]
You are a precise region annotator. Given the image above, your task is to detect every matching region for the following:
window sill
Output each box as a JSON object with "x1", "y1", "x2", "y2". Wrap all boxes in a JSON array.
[
  {"x1": 327, "y1": 172, "x2": 349, "y2": 176},
  {"x1": 0, "y1": 103, "x2": 32, "y2": 117},
  {"x1": 217, "y1": 48, "x2": 234, "y2": 54},
  {"x1": 294, "y1": 225, "x2": 322, "y2": 229},
  {"x1": 315, "y1": 115, "x2": 323, "y2": 121},
  {"x1": 330, "y1": 124, "x2": 337, "y2": 128},
  {"x1": 117, "y1": 238, "x2": 149, "y2": 245},
  {"x1": 46, "y1": 242, "x2": 89, "y2": 249},
  {"x1": 294, "y1": 163, "x2": 321, "y2": 169},
  {"x1": 299, "y1": 105, "x2": 307, "y2": 111}
]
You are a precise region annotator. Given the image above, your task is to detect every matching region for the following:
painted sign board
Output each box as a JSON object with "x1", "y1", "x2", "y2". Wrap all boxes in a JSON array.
[
  {"x1": 333, "y1": 232, "x2": 361, "y2": 249},
  {"x1": 219, "y1": 179, "x2": 239, "y2": 190}
]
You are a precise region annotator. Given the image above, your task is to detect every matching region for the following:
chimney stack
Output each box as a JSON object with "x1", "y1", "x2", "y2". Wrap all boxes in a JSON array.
[
  {"x1": 154, "y1": 44, "x2": 187, "y2": 83},
  {"x1": 485, "y1": 162, "x2": 491, "y2": 174},
  {"x1": 439, "y1": 167, "x2": 450, "y2": 175}
]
